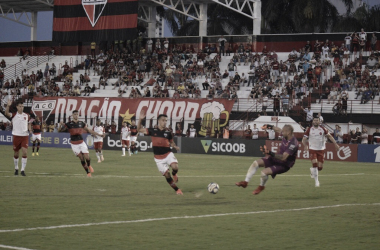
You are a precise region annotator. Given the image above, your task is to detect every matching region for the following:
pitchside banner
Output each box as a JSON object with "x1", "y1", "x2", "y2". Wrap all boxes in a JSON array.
[
  {"x1": 53, "y1": 0, "x2": 138, "y2": 42},
  {"x1": 181, "y1": 137, "x2": 264, "y2": 157},
  {"x1": 102, "y1": 134, "x2": 178, "y2": 153},
  {"x1": 31, "y1": 97, "x2": 234, "y2": 135},
  {"x1": 265, "y1": 140, "x2": 358, "y2": 162},
  {"x1": 357, "y1": 144, "x2": 380, "y2": 163},
  {"x1": 0, "y1": 131, "x2": 93, "y2": 149}
]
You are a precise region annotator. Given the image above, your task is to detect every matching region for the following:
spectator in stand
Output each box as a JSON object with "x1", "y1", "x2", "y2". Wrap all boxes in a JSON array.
[
  {"x1": 261, "y1": 93, "x2": 268, "y2": 116},
  {"x1": 265, "y1": 125, "x2": 275, "y2": 140},
  {"x1": 317, "y1": 112, "x2": 324, "y2": 124},
  {"x1": 0, "y1": 70, "x2": 4, "y2": 87},
  {"x1": 273, "y1": 93, "x2": 281, "y2": 116},
  {"x1": 352, "y1": 32, "x2": 360, "y2": 53},
  {"x1": 332, "y1": 100, "x2": 342, "y2": 115},
  {"x1": 359, "y1": 28, "x2": 367, "y2": 43},
  {"x1": 83, "y1": 84, "x2": 91, "y2": 96},
  {"x1": 360, "y1": 88, "x2": 372, "y2": 104},
  {"x1": 49, "y1": 63, "x2": 56, "y2": 76},
  {"x1": 371, "y1": 32, "x2": 377, "y2": 52},
  {"x1": 244, "y1": 125, "x2": 252, "y2": 140},
  {"x1": 341, "y1": 92, "x2": 348, "y2": 116},
  {"x1": 0, "y1": 59, "x2": 6, "y2": 70},
  {"x1": 372, "y1": 128, "x2": 380, "y2": 145},
  {"x1": 227, "y1": 59, "x2": 237, "y2": 79},
  {"x1": 351, "y1": 127, "x2": 362, "y2": 144},
  {"x1": 361, "y1": 128, "x2": 368, "y2": 144},
  {"x1": 333, "y1": 125, "x2": 343, "y2": 144},
  {"x1": 366, "y1": 56, "x2": 378, "y2": 70},
  {"x1": 302, "y1": 106, "x2": 313, "y2": 125},
  {"x1": 327, "y1": 87, "x2": 338, "y2": 104},
  {"x1": 218, "y1": 35, "x2": 227, "y2": 56},
  {"x1": 0, "y1": 121, "x2": 5, "y2": 131},
  {"x1": 345, "y1": 33, "x2": 352, "y2": 51},
  {"x1": 281, "y1": 91, "x2": 289, "y2": 116}
]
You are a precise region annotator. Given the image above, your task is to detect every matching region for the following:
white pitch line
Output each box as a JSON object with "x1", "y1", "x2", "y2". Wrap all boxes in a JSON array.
[
  {"x1": 0, "y1": 203, "x2": 379, "y2": 233},
  {"x1": 0, "y1": 173, "x2": 366, "y2": 178},
  {"x1": 0, "y1": 244, "x2": 36, "y2": 250}
]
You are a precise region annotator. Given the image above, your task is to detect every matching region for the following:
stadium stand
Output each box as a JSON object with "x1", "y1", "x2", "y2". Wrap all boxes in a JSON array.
[{"x1": 1, "y1": 36, "x2": 379, "y2": 138}]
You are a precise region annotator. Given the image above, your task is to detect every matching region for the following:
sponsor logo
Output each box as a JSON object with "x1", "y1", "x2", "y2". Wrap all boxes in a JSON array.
[
  {"x1": 211, "y1": 142, "x2": 246, "y2": 153},
  {"x1": 32, "y1": 100, "x2": 56, "y2": 121},
  {"x1": 201, "y1": 140, "x2": 212, "y2": 153},
  {"x1": 201, "y1": 140, "x2": 246, "y2": 154},
  {"x1": 337, "y1": 146, "x2": 351, "y2": 160},
  {"x1": 82, "y1": 0, "x2": 107, "y2": 27}
]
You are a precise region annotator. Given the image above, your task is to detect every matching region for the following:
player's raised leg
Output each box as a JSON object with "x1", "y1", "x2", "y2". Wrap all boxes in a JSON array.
[
  {"x1": 253, "y1": 167, "x2": 272, "y2": 195},
  {"x1": 84, "y1": 153, "x2": 93, "y2": 174},
  {"x1": 235, "y1": 159, "x2": 264, "y2": 188},
  {"x1": 171, "y1": 162, "x2": 179, "y2": 183}
]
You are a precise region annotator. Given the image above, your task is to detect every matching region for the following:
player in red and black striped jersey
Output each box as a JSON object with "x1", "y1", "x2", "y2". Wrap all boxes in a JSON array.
[
  {"x1": 129, "y1": 121, "x2": 138, "y2": 154},
  {"x1": 31, "y1": 115, "x2": 42, "y2": 156},
  {"x1": 137, "y1": 111, "x2": 183, "y2": 195},
  {"x1": 59, "y1": 110, "x2": 104, "y2": 177}
]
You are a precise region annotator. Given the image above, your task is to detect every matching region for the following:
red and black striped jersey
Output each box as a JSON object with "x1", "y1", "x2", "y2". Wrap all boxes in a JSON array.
[
  {"x1": 130, "y1": 125, "x2": 138, "y2": 136},
  {"x1": 146, "y1": 128, "x2": 173, "y2": 159},
  {"x1": 32, "y1": 120, "x2": 42, "y2": 135},
  {"x1": 63, "y1": 121, "x2": 87, "y2": 145}
]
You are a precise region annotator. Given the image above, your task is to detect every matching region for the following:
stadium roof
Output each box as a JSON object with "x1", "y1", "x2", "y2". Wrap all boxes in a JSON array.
[{"x1": 0, "y1": 0, "x2": 54, "y2": 12}]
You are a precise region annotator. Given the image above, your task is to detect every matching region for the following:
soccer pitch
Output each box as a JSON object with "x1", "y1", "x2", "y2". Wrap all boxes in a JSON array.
[{"x1": 0, "y1": 146, "x2": 379, "y2": 250}]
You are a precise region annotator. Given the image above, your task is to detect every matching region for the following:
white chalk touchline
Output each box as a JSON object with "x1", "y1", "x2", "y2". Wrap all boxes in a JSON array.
[
  {"x1": 0, "y1": 173, "x2": 366, "y2": 178},
  {"x1": 0, "y1": 203, "x2": 379, "y2": 233},
  {"x1": 0, "y1": 244, "x2": 36, "y2": 250}
]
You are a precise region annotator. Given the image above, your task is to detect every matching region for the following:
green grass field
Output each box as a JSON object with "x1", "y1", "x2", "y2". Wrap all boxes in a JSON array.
[{"x1": 0, "y1": 145, "x2": 379, "y2": 250}]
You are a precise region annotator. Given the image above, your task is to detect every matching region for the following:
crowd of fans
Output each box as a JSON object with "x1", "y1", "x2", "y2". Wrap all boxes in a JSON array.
[{"x1": 0, "y1": 30, "x2": 379, "y2": 113}]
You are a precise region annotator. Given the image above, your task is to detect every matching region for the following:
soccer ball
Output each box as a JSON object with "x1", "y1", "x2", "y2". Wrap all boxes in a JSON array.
[{"x1": 208, "y1": 182, "x2": 219, "y2": 194}]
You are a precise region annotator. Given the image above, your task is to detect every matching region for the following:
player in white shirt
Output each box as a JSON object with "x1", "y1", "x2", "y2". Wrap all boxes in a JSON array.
[
  {"x1": 93, "y1": 119, "x2": 105, "y2": 163},
  {"x1": 5, "y1": 100, "x2": 32, "y2": 176},
  {"x1": 302, "y1": 116, "x2": 339, "y2": 187},
  {"x1": 252, "y1": 124, "x2": 259, "y2": 139},
  {"x1": 187, "y1": 124, "x2": 197, "y2": 138},
  {"x1": 120, "y1": 122, "x2": 131, "y2": 156}
]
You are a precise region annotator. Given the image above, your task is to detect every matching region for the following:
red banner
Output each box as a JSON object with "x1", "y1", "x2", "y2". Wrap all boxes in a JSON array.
[
  {"x1": 32, "y1": 97, "x2": 235, "y2": 133},
  {"x1": 265, "y1": 140, "x2": 358, "y2": 162}
]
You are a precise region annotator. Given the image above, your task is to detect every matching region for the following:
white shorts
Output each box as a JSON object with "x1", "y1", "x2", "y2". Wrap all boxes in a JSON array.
[
  {"x1": 154, "y1": 152, "x2": 178, "y2": 175},
  {"x1": 281, "y1": 72, "x2": 288, "y2": 76},
  {"x1": 130, "y1": 136, "x2": 137, "y2": 142},
  {"x1": 229, "y1": 71, "x2": 234, "y2": 77},
  {"x1": 71, "y1": 141, "x2": 89, "y2": 156},
  {"x1": 32, "y1": 134, "x2": 42, "y2": 141}
]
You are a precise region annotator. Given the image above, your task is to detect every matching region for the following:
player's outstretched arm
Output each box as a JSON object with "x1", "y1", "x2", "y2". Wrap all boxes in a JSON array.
[
  {"x1": 5, "y1": 100, "x2": 12, "y2": 118},
  {"x1": 326, "y1": 133, "x2": 340, "y2": 151},
  {"x1": 170, "y1": 141, "x2": 180, "y2": 151},
  {"x1": 302, "y1": 136, "x2": 309, "y2": 151},
  {"x1": 260, "y1": 145, "x2": 289, "y2": 161},
  {"x1": 85, "y1": 126, "x2": 104, "y2": 137},
  {"x1": 137, "y1": 110, "x2": 148, "y2": 134},
  {"x1": 261, "y1": 124, "x2": 281, "y2": 133},
  {"x1": 58, "y1": 122, "x2": 67, "y2": 132}
]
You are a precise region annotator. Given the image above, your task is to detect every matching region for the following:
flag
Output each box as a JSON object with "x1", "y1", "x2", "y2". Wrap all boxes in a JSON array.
[{"x1": 53, "y1": 0, "x2": 138, "y2": 42}]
